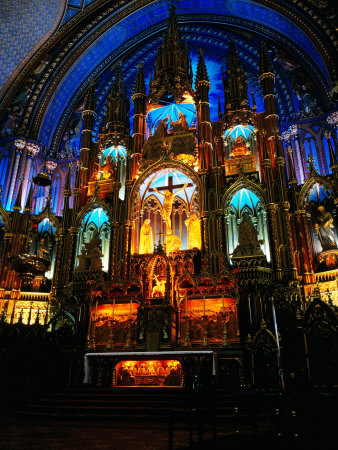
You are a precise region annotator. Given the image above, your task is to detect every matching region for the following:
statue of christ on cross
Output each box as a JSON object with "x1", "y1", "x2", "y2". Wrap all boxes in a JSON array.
[{"x1": 151, "y1": 176, "x2": 190, "y2": 235}]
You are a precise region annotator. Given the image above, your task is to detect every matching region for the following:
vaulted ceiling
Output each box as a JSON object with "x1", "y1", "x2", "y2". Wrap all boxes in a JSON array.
[{"x1": 0, "y1": 0, "x2": 336, "y2": 155}]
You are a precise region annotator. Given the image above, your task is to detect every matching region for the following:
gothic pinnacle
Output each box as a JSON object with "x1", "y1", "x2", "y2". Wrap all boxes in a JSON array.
[
  {"x1": 218, "y1": 96, "x2": 222, "y2": 119},
  {"x1": 196, "y1": 48, "x2": 209, "y2": 83},
  {"x1": 112, "y1": 62, "x2": 123, "y2": 96},
  {"x1": 259, "y1": 41, "x2": 273, "y2": 76},
  {"x1": 251, "y1": 89, "x2": 257, "y2": 111},
  {"x1": 227, "y1": 38, "x2": 241, "y2": 72},
  {"x1": 167, "y1": 4, "x2": 180, "y2": 45},
  {"x1": 133, "y1": 63, "x2": 146, "y2": 95}
]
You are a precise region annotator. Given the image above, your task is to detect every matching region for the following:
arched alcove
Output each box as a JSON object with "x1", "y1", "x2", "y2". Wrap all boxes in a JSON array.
[
  {"x1": 29, "y1": 217, "x2": 57, "y2": 281},
  {"x1": 306, "y1": 183, "x2": 337, "y2": 256},
  {"x1": 76, "y1": 207, "x2": 110, "y2": 273},
  {"x1": 225, "y1": 187, "x2": 270, "y2": 264},
  {"x1": 132, "y1": 167, "x2": 200, "y2": 254}
]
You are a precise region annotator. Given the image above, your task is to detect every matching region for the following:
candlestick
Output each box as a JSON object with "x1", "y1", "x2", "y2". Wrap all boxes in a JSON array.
[
  {"x1": 129, "y1": 298, "x2": 132, "y2": 318},
  {"x1": 222, "y1": 295, "x2": 224, "y2": 314},
  {"x1": 203, "y1": 296, "x2": 205, "y2": 317},
  {"x1": 112, "y1": 299, "x2": 115, "y2": 321},
  {"x1": 185, "y1": 296, "x2": 188, "y2": 316}
]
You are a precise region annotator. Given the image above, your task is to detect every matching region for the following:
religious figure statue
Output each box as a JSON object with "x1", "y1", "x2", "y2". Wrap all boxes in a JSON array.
[
  {"x1": 185, "y1": 214, "x2": 202, "y2": 250},
  {"x1": 153, "y1": 115, "x2": 170, "y2": 138},
  {"x1": 152, "y1": 274, "x2": 166, "y2": 297},
  {"x1": 37, "y1": 237, "x2": 50, "y2": 260},
  {"x1": 77, "y1": 230, "x2": 104, "y2": 271},
  {"x1": 314, "y1": 205, "x2": 337, "y2": 251},
  {"x1": 154, "y1": 184, "x2": 188, "y2": 235},
  {"x1": 171, "y1": 112, "x2": 189, "y2": 133},
  {"x1": 102, "y1": 155, "x2": 115, "y2": 180},
  {"x1": 139, "y1": 219, "x2": 153, "y2": 254},
  {"x1": 232, "y1": 212, "x2": 264, "y2": 257}
]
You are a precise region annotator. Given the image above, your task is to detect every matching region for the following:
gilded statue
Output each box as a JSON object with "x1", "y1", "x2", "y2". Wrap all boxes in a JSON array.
[
  {"x1": 37, "y1": 237, "x2": 50, "y2": 260},
  {"x1": 233, "y1": 212, "x2": 264, "y2": 257},
  {"x1": 152, "y1": 274, "x2": 166, "y2": 297},
  {"x1": 171, "y1": 112, "x2": 189, "y2": 132},
  {"x1": 154, "y1": 184, "x2": 187, "y2": 235},
  {"x1": 90, "y1": 155, "x2": 115, "y2": 181},
  {"x1": 185, "y1": 213, "x2": 201, "y2": 250},
  {"x1": 102, "y1": 155, "x2": 115, "y2": 180},
  {"x1": 314, "y1": 205, "x2": 337, "y2": 251},
  {"x1": 139, "y1": 219, "x2": 153, "y2": 254}
]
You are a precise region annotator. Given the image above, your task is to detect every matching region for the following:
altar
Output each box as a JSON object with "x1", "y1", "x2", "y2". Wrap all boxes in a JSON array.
[{"x1": 84, "y1": 351, "x2": 217, "y2": 387}]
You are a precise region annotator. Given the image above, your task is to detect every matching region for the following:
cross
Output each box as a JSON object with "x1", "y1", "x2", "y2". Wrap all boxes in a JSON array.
[{"x1": 148, "y1": 175, "x2": 193, "y2": 194}]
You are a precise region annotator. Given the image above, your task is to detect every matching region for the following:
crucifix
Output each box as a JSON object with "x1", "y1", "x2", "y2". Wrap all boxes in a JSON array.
[
  {"x1": 149, "y1": 175, "x2": 193, "y2": 235},
  {"x1": 148, "y1": 175, "x2": 193, "y2": 194}
]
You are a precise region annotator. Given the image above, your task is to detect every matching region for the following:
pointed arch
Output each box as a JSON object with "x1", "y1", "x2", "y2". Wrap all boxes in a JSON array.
[
  {"x1": 297, "y1": 173, "x2": 335, "y2": 209},
  {"x1": 223, "y1": 176, "x2": 270, "y2": 263},
  {"x1": 222, "y1": 173, "x2": 268, "y2": 210},
  {"x1": 35, "y1": 206, "x2": 60, "y2": 234},
  {"x1": 75, "y1": 197, "x2": 113, "y2": 229}
]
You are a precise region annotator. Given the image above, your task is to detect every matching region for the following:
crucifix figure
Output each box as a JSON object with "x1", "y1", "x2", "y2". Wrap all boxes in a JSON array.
[{"x1": 151, "y1": 176, "x2": 190, "y2": 235}]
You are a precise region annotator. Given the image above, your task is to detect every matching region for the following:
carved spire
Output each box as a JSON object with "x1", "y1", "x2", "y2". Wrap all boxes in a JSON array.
[
  {"x1": 218, "y1": 96, "x2": 222, "y2": 119},
  {"x1": 104, "y1": 63, "x2": 130, "y2": 138},
  {"x1": 196, "y1": 48, "x2": 209, "y2": 84},
  {"x1": 227, "y1": 38, "x2": 241, "y2": 72},
  {"x1": 133, "y1": 62, "x2": 146, "y2": 96},
  {"x1": 166, "y1": 4, "x2": 181, "y2": 46},
  {"x1": 259, "y1": 41, "x2": 273, "y2": 76},
  {"x1": 148, "y1": 6, "x2": 192, "y2": 104},
  {"x1": 112, "y1": 62, "x2": 124, "y2": 96},
  {"x1": 224, "y1": 38, "x2": 249, "y2": 110},
  {"x1": 251, "y1": 89, "x2": 257, "y2": 112}
]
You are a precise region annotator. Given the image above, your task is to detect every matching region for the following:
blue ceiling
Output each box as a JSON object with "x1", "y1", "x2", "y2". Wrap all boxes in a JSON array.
[{"x1": 1, "y1": 1, "x2": 334, "y2": 154}]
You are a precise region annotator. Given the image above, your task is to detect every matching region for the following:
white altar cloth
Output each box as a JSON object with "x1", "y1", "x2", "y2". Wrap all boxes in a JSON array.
[{"x1": 84, "y1": 351, "x2": 217, "y2": 384}]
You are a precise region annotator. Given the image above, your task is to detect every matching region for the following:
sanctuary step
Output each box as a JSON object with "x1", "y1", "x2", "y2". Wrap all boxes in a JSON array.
[{"x1": 12, "y1": 386, "x2": 239, "y2": 422}]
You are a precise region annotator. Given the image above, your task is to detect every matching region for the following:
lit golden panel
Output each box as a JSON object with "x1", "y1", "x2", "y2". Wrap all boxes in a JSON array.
[{"x1": 114, "y1": 360, "x2": 182, "y2": 386}]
